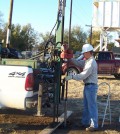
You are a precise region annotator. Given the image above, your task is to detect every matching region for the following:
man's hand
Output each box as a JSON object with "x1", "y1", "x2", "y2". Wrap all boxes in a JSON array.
[{"x1": 65, "y1": 75, "x2": 72, "y2": 81}]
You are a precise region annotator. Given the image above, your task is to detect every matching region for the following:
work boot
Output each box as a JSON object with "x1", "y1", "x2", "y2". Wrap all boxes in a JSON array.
[{"x1": 86, "y1": 126, "x2": 98, "y2": 132}]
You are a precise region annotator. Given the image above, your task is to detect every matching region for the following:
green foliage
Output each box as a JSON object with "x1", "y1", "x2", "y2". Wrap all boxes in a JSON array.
[
  {"x1": 0, "y1": 10, "x2": 39, "y2": 51},
  {"x1": 38, "y1": 26, "x2": 87, "y2": 53},
  {"x1": 0, "y1": 23, "x2": 7, "y2": 47},
  {"x1": 39, "y1": 32, "x2": 55, "y2": 51},
  {"x1": 0, "y1": 9, "x2": 116, "y2": 55},
  {"x1": 64, "y1": 26, "x2": 87, "y2": 53},
  {"x1": 107, "y1": 42, "x2": 114, "y2": 51},
  {"x1": 0, "y1": 12, "x2": 6, "y2": 46},
  {"x1": 0, "y1": 11, "x2": 3, "y2": 28},
  {"x1": 87, "y1": 30, "x2": 114, "y2": 51},
  {"x1": 10, "y1": 23, "x2": 39, "y2": 51},
  {"x1": 87, "y1": 30, "x2": 100, "y2": 47}
]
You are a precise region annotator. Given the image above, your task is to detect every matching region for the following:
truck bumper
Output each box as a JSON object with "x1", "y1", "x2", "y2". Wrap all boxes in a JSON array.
[{"x1": 25, "y1": 94, "x2": 38, "y2": 109}]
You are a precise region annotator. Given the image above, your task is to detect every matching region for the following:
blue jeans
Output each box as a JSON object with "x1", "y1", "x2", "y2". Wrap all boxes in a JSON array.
[{"x1": 81, "y1": 84, "x2": 98, "y2": 128}]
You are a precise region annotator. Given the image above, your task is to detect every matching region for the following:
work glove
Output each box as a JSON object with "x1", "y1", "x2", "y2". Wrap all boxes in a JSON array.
[{"x1": 65, "y1": 75, "x2": 72, "y2": 81}]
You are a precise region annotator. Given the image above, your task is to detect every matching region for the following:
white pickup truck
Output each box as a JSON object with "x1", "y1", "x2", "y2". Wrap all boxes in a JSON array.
[
  {"x1": 0, "y1": 55, "x2": 56, "y2": 110},
  {"x1": 0, "y1": 59, "x2": 38, "y2": 110}
]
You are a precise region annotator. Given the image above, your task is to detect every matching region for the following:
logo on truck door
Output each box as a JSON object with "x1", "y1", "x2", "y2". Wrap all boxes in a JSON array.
[{"x1": 8, "y1": 72, "x2": 26, "y2": 78}]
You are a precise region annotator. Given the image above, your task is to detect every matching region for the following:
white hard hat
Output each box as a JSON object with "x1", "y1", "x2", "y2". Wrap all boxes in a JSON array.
[{"x1": 82, "y1": 44, "x2": 93, "y2": 54}]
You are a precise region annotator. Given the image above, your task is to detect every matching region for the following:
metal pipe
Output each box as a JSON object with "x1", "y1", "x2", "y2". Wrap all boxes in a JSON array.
[
  {"x1": 64, "y1": 80, "x2": 68, "y2": 127},
  {"x1": 85, "y1": 25, "x2": 92, "y2": 44},
  {"x1": 6, "y1": 0, "x2": 14, "y2": 48},
  {"x1": 64, "y1": 60, "x2": 69, "y2": 127},
  {"x1": 35, "y1": 83, "x2": 43, "y2": 116},
  {"x1": 61, "y1": 78, "x2": 65, "y2": 100},
  {"x1": 53, "y1": 83, "x2": 57, "y2": 122},
  {"x1": 68, "y1": 0, "x2": 73, "y2": 47},
  {"x1": 103, "y1": 2, "x2": 105, "y2": 27},
  {"x1": 62, "y1": 0, "x2": 66, "y2": 43}
]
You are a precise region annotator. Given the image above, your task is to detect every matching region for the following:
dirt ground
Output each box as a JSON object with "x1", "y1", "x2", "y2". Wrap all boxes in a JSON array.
[{"x1": 0, "y1": 75, "x2": 120, "y2": 134}]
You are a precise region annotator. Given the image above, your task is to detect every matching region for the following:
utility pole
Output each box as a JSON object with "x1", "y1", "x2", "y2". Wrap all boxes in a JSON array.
[
  {"x1": 68, "y1": 0, "x2": 73, "y2": 48},
  {"x1": 6, "y1": 0, "x2": 14, "y2": 48},
  {"x1": 86, "y1": 24, "x2": 92, "y2": 44}
]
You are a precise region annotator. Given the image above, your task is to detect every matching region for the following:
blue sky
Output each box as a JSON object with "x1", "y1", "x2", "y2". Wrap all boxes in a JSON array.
[{"x1": 0, "y1": 0, "x2": 93, "y2": 34}]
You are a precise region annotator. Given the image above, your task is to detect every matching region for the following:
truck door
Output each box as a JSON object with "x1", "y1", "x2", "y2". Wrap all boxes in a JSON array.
[{"x1": 94, "y1": 52, "x2": 114, "y2": 74}]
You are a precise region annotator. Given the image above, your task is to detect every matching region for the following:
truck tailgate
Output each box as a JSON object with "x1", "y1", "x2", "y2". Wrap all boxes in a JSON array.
[{"x1": 0, "y1": 65, "x2": 33, "y2": 109}]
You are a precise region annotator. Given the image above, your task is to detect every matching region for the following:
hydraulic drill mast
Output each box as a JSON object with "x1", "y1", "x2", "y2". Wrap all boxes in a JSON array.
[
  {"x1": 53, "y1": 0, "x2": 66, "y2": 121},
  {"x1": 56, "y1": 0, "x2": 66, "y2": 48}
]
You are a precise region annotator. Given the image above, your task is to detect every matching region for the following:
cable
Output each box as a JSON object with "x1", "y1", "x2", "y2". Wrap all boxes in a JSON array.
[{"x1": 49, "y1": 20, "x2": 57, "y2": 38}]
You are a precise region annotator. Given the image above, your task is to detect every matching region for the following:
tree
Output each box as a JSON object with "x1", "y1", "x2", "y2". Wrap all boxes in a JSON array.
[
  {"x1": 0, "y1": 11, "x2": 3, "y2": 28},
  {"x1": 0, "y1": 12, "x2": 6, "y2": 45},
  {"x1": 87, "y1": 30, "x2": 100, "y2": 48},
  {"x1": 0, "y1": 23, "x2": 7, "y2": 47},
  {"x1": 64, "y1": 26, "x2": 87, "y2": 52},
  {"x1": 107, "y1": 42, "x2": 114, "y2": 51},
  {"x1": 38, "y1": 26, "x2": 87, "y2": 53},
  {"x1": 39, "y1": 32, "x2": 55, "y2": 51},
  {"x1": 10, "y1": 23, "x2": 39, "y2": 51}
]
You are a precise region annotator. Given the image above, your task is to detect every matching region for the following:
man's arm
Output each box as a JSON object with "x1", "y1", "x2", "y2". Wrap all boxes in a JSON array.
[
  {"x1": 72, "y1": 61, "x2": 93, "y2": 81},
  {"x1": 70, "y1": 58, "x2": 85, "y2": 68}
]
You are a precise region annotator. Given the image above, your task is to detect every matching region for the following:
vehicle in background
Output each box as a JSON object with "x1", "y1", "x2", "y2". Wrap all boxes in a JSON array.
[
  {"x1": 21, "y1": 51, "x2": 32, "y2": 59},
  {"x1": 74, "y1": 51, "x2": 81, "y2": 58},
  {"x1": 112, "y1": 47, "x2": 120, "y2": 60},
  {"x1": 62, "y1": 54, "x2": 84, "y2": 75},
  {"x1": 114, "y1": 53, "x2": 120, "y2": 60},
  {"x1": 44, "y1": 53, "x2": 51, "y2": 60},
  {"x1": 62, "y1": 51, "x2": 120, "y2": 79},
  {"x1": 1, "y1": 47, "x2": 22, "y2": 59}
]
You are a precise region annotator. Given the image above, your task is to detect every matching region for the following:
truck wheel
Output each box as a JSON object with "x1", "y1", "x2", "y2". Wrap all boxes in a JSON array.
[
  {"x1": 67, "y1": 68, "x2": 79, "y2": 76},
  {"x1": 114, "y1": 74, "x2": 120, "y2": 79}
]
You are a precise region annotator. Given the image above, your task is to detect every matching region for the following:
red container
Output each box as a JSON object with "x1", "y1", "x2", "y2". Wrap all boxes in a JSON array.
[{"x1": 60, "y1": 50, "x2": 73, "y2": 59}]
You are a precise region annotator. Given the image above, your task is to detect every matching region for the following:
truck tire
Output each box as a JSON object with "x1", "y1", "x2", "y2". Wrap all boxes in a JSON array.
[
  {"x1": 67, "y1": 67, "x2": 79, "y2": 76},
  {"x1": 114, "y1": 74, "x2": 120, "y2": 79}
]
